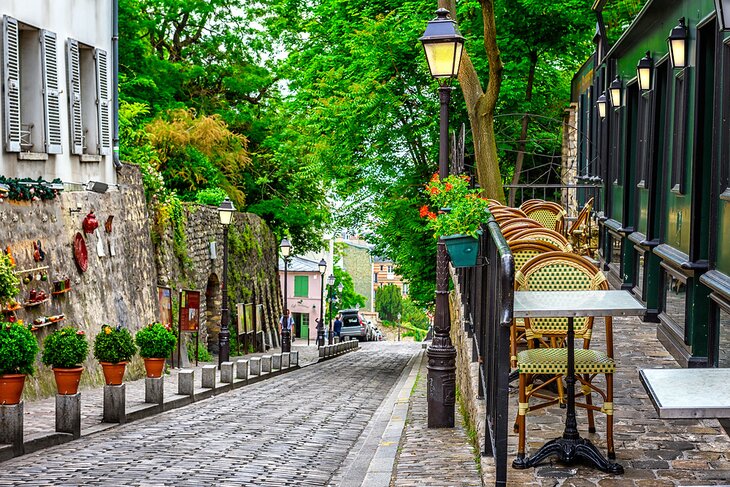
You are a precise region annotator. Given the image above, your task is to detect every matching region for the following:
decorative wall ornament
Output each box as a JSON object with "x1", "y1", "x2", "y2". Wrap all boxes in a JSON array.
[
  {"x1": 82, "y1": 211, "x2": 99, "y2": 234},
  {"x1": 73, "y1": 232, "x2": 88, "y2": 272}
]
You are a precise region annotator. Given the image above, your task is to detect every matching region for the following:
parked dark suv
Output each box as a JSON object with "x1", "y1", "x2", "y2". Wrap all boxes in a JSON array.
[{"x1": 338, "y1": 309, "x2": 367, "y2": 341}]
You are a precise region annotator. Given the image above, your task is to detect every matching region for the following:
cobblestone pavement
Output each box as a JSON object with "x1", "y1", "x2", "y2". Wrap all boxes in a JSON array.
[
  {"x1": 391, "y1": 352, "x2": 482, "y2": 487},
  {"x1": 505, "y1": 315, "x2": 730, "y2": 486},
  {"x1": 1, "y1": 342, "x2": 418, "y2": 486},
  {"x1": 21, "y1": 343, "x2": 321, "y2": 438}
]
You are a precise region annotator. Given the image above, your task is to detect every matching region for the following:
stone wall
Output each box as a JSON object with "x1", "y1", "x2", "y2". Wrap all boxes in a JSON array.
[
  {"x1": 341, "y1": 243, "x2": 373, "y2": 310},
  {"x1": 154, "y1": 203, "x2": 282, "y2": 356},
  {"x1": 1, "y1": 164, "x2": 158, "y2": 399}
]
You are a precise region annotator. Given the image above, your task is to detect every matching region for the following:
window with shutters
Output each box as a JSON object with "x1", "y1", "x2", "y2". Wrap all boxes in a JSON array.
[
  {"x1": 2, "y1": 17, "x2": 61, "y2": 156},
  {"x1": 67, "y1": 39, "x2": 110, "y2": 158},
  {"x1": 294, "y1": 276, "x2": 309, "y2": 297}
]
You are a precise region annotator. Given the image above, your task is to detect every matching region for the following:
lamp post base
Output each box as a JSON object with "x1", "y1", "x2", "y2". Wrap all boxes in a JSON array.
[
  {"x1": 426, "y1": 344, "x2": 456, "y2": 428},
  {"x1": 281, "y1": 329, "x2": 291, "y2": 353},
  {"x1": 316, "y1": 330, "x2": 325, "y2": 347}
]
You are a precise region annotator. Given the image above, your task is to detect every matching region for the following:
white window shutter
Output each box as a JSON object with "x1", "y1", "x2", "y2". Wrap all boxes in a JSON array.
[
  {"x1": 2, "y1": 16, "x2": 21, "y2": 152},
  {"x1": 66, "y1": 39, "x2": 83, "y2": 155},
  {"x1": 95, "y1": 48, "x2": 110, "y2": 155},
  {"x1": 41, "y1": 29, "x2": 62, "y2": 154}
]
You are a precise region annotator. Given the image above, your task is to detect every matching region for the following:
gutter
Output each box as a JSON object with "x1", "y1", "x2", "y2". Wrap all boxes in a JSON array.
[{"x1": 112, "y1": 0, "x2": 121, "y2": 170}]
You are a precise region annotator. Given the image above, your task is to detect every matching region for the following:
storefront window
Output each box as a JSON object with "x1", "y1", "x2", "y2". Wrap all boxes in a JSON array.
[{"x1": 662, "y1": 269, "x2": 686, "y2": 331}]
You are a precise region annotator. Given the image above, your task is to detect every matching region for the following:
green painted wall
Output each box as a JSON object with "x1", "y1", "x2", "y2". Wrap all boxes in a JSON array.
[
  {"x1": 719, "y1": 200, "x2": 730, "y2": 274},
  {"x1": 638, "y1": 188, "x2": 649, "y2": 234}
]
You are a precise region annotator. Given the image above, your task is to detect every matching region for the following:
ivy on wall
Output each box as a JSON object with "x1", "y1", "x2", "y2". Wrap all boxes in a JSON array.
[{"x1": 0, "y1": 177, "x2": 63, "y2": 201}]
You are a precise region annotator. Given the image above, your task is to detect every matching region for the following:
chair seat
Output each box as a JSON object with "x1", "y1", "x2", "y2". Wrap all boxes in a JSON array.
[{"x1": 517, "y1": 348, "x2": 615, "y2": 375}]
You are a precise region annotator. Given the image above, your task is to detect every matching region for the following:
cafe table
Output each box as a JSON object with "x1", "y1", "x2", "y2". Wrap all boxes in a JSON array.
[{"x1": 511, "y1": 290, "x2": 645, "y2": 474}]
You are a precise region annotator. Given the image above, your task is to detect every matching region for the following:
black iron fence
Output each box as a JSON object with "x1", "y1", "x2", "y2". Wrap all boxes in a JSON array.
[
  {"x1": 503, "y1": 182, "x2": 603, "y2": 217},
  {"x1": 457, "y1": 217, "x2": 514, "y2": 487}
]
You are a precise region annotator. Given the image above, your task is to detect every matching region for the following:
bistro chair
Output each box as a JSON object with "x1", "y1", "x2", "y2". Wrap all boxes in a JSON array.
[
  {"x1": 491, "y1": 207, "x2": 528, "y2": 226},
  {"x1": 507, "y1": 239, "x2": 563, "y2": 367},
  {"x1": 567, "y1": 197, "x2": 598, "y2": 257},
  {"x1": 524, "y1": 201, "x2": 567, "y2": 234},
  {"x1": 500, "y1": 218, "x2": 545, "y2": 241},
  {"x1": 512, "y1": 251, "x2": 618, "y2": 462},
  {"x1": 519, "y1": 198, "x2": 545, "y2": 214},
  {"x1": 507, "y1": 228, "x2": 572, "y2": 252}
]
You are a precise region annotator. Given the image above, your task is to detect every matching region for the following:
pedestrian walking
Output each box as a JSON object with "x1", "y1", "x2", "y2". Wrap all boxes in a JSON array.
[
  {"x1": 334, "y1": 314, "x2": 343, "y2": 339},
  {"x1": 280, "y1": 310, "x2": 294, "y2": 342}
]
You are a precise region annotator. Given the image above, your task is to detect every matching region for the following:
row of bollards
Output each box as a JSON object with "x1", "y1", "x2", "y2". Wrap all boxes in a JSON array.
[
  {"x1": 318, "y1": 339, "x2": 359, "y2": 359},
  {"x1": 0, "y1": 351, "x2": 299, "y2": 459}
]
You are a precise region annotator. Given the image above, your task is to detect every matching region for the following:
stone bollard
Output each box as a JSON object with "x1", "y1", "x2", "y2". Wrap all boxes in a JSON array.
[
  {"x1": 103, "y1": 384, "x2": 126, "y2": 424},
  {"x1": 319, "y1": 347, "x2": 325, "y2": 358},
  {"x1": 261, "y1": 355, "x2": 272, "y2": 374},
  {"x1": 145, "y1": 377, "x2": 164, "y2": 405},
  {"x1": 201, "y1": 365, "x2": 217, "y2": 389},
  {"x1": 282, "y1": 352, "x2": 290, "y2": 369},
  {"x1": 178, "y1": 370, "x2": 195, "y2": 396},
  {"x1": 249, "y1": 357, "x2": 261, "y2": 376},
  {"x1": 0, "y1": 402, "x2": 24, "y2": 454},
  {"x1": 272, "y1": 353, "x2": 282, "y2": 371},
  {"x1": 326, "y1": 345, "x2": 333, "y2": 358},
  {"x1": 56, "y1": 393, "x2": 81, "y2": 439},
  {"x1": 290, "y1": 351, "x2": 299, "y2": 366},
  {"x1": 220, "y1": 362, "x2": 234, "y2": 384},
  {"x1": 236, "y1": 359, "x2": 249, "y2": 380}
]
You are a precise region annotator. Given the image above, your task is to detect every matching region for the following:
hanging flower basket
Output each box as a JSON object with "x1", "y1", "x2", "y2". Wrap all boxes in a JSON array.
[{"x1": 442, "y1": 233, "x2": 480, "y2": 267}]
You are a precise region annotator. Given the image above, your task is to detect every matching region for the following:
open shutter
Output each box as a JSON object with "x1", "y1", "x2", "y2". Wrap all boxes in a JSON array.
[
  {"x1": 95, "y1": 48, "x2": 110, "y2": 155},
  {"x1": 3, "y1": 16, "x2": 21, "y2": 152},
  {"x1": 66, "y1": 39, "x2": 83, "y2": 155},
  {"x1": 41, "y1": 29, "x2": 62, "y2": 154}
]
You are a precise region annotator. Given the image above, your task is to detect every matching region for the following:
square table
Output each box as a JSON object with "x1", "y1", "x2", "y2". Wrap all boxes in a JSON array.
[{"x1": 511, "y1": 290, "x2": 645, "y2": 474}]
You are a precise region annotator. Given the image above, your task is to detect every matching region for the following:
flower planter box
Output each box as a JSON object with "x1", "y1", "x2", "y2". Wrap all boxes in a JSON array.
[{"x1": 442, "y1": 234, "x2": 479, "y2": 267}]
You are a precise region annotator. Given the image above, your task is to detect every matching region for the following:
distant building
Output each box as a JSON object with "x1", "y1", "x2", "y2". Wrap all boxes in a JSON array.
[
  {"x1": 339, "y1": 239, "x2": 374, "y2": 310},
  {"x1": 278, "y1": 256, "x2": 326, "y2": 342},
  {"x1": 373, "y1": 256, "x2": 408, "y2": 297}
]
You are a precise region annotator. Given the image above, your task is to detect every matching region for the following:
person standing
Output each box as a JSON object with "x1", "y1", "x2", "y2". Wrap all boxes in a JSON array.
[
  {"x1": 334, "y1": 314, "x2": 343, "y2": 341},
  {"x1": 280, "y1": 310, "x2": 294, "y2": 343}
]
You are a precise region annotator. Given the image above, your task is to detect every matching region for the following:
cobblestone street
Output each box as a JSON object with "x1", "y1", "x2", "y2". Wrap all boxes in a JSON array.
[{"x1": 0, "y1": 343, "x2": 420, "y2": 486}]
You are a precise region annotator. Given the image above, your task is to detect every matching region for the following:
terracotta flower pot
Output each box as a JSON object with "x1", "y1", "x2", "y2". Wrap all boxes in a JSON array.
[
  {"x1": 0, "y1": 374, "x2": 26, "y2": 405},
  {"x1": 143, "y1": 358, "x2": 165, "y2": 378},
  {"x1": 53, "y1": 367, "x2": 84, "y2": 395},
  {"x1": 100, "y1": 362, "x2": 127, "y2": 385}
]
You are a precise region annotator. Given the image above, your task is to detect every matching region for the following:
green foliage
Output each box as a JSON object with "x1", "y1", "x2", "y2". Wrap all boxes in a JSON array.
[
  {"x1": 0, "y1": 177, "x2": 62, "y2": 201},
  {"x1": 0, "y1": 251, "x2": 19, "y2": 305},
  {"x1": 330, "y1": 267, "x2": 366, "y2": 314},
  {"x1": 422, "y1": 174, "x2": 490, "y2": 238},
  {"x1": 375, "y1": 284, "x2": 403, "y2": 322},
  {"x1": 196, "y1": 187, "x2": 229, "y2": 207},
  {"x1": 93, "y1": 325, "x2": 137, "y2": 364},
  {"x1": 41, "y1": 328, "x2": 89, "y2": 368},
  {"x1": 186, "y1": 335, "x2": 212, "y2": 362},
  {"x1": 135, "y1": 323, "x2": 177, "y2": 358},
  {"x1": 401, "y1": 298, "x2": 430, "y2": 331},
  {"x1": 0, "y1": 320, "x2": 38, "y2": 375}
]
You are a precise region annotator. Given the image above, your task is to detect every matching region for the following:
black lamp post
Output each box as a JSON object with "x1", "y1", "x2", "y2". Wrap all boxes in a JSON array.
[
  {"x1": 327, "y1": 274, "x2": 335, "y2": 344},
  {"x1": 218, "y1": 197, "x2": 235, "y2": 367},
  {"x1": 317, "y1": 259, "x2": 327, "y2": 347},
  {"x1": 420, "y1": 7, "x2": 463, "y2": 429},
  {"x1": 280, "y1": 237, "x2": 292, "y2": 353}
]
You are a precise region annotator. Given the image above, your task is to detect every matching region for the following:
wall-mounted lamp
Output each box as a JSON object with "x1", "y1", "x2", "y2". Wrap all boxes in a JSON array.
[
  {"x1": 596, "y1": 91, "x2": 608, "y2": 119},
  {"x1": 86, "y1": 181, "x2": 109, "y2": 194},
  {"x1": 637, "y1": 51, "x2": 653, "y2": 91},
  {"x1": 668, "y1": 18, "x2": 688, "y2": 69},
  {"x1": 609, "y1": 76, "x2": 622, "y2": 107},
  {"x1": 715, "y1": 0, "x2": 730, "y2": 31}
]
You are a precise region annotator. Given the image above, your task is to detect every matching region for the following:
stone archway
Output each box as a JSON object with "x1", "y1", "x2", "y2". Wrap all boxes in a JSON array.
[{"x1": 205, "y1": 273, "x2": 221, "y2": 354}]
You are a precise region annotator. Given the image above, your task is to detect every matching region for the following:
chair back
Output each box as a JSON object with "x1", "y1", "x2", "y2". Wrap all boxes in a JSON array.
[
  {"x1": 525, "y1": 202, "x2": 566, "y2": 233},
  {"x1": 507, "y1": 228, "x2": 572, "y2": 251},
  {"x1": 519, "y1": 199, "x2": 545, "y2": 214},
  {"x1": 508, "y1": 239, "x2": 562, "y2": 272},
  {"x1": 568, "y1": 197, "x2": 594, "y2": 234},
  {"x1": 501, "y1": 218, "x2": 544, "y2": 240},
  {"x1": 515, "y1": 252, "x2": 607, "y2": 339},
  {"x1": 490, "y1": 207, "x2": 527, "y2": 225}
]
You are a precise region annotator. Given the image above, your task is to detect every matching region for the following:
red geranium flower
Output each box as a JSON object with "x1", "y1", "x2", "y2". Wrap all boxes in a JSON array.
[
  {"x1": 428, "y1": 186, "x2": 440, "y2": 195},
  {"x1": 419, "y1": 205, "x2": 430, "y2": 218},
  {"x1": 427, "y1": 211, "x2": 437, "y2": 220},
  {"x1": 444, "y1": 182, "x2": 453, "y2": 191}
]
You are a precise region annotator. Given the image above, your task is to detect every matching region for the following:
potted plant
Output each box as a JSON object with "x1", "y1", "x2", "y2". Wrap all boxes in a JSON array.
[
  {"x1": 93, "y1": 325, "x2": 137, "y2": 385},
  {"x1": 421, "y1": 174, "x2": 490, "y2": 267},
  {"x1": 41, "y1": 327, "x2": 89, "y2": 395},
  {"x1": 0, "y1": 251, "x2": 20, "y2": 307},
  {"x1": 0, "y1": 320, "x2": 38, "y2": 404},
  {"x1": 135, "y1": 322, "x2": 176, "y2": 378}
]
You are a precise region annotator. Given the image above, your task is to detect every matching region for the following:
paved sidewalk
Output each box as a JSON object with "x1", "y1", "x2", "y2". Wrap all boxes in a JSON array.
[
  {"x1": 20, "y1": 343, "x2": 321, "y2": 438},
  {"x1": 391, "y1": 351, "x2": 482, "y2": 487}
]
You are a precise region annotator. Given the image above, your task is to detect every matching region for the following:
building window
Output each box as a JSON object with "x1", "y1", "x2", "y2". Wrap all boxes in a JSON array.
[
  {"x1": 387, "y1": 265, "x2": 393, "y2": 273},
  {"x1": 402, "y1": 283, "x2": 409, "y2": 295},
  {"x1": 380, "y1": 265, "x2": 384, "y2": 271},
  {"x1": 721, "y1": 38, "x2": 730, "y2": 194},
  {"x1": 373, "y1": 273, "x2": 378, "y2": 283},
  {"x1": 661, "y1": 266, "x2": 687, "y2": 333},
  {"x1": 66, "y1": 39, "x2": 110, "y2": 157},
  {"x1": 293, "y1": 276, "x2": 309, "y2": 297},
  {"x1": 3, "y1": 16, "x2": 62, "y2": 154},
  {"x1": 670, "y1": 71, "x2": 688, "y2": 194}
]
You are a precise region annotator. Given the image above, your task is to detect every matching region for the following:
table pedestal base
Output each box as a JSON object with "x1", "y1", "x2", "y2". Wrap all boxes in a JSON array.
[{"x1": 512, "y1": 436, "x2": 623, "y2": 474}]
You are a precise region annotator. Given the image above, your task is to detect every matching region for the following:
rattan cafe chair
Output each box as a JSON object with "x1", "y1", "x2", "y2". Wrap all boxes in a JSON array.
[
  {"x1": 525, "y1": 202, "x2": 567, "y2": 234},
  {"x1": 507, "y1": 228, "x2": 572, "y2": 252}
]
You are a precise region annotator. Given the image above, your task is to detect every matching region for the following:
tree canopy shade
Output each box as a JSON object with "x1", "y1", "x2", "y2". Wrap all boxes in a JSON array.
[{"x1": 375, "y1": 284, "x2": 403, "y2": 322}]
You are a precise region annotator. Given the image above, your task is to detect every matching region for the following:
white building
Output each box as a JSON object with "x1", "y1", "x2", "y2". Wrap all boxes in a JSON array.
[{"x1": 1, "y1": 1, "x2": 116, "y2": 186}]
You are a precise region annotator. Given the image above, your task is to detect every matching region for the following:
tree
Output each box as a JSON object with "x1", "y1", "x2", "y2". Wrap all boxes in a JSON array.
[
  {"x1": 375, "y1": 284, "x2": 403, "y2": 322},
  {"x1": 330, "y1": 267, "x2": 366, "y2": 313}
]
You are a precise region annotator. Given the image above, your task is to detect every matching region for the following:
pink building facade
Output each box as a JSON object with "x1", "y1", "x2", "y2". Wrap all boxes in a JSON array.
[{"x1": 278, "y1": 256, "x2": 326, "y2": 341}]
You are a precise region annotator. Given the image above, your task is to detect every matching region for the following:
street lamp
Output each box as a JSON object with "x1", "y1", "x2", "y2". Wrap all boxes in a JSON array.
[
  {"x1": 420, "y1": 8, "x2": 461, "y2": 428},
  {"x1": 637, "y1": 51, "x2": 653, "y2": 92},
  {"x1": 327, "y1": 274, "x2": 335, "y2": 344},
  {"x1": 280, "y1": 237, "x2": 292, "y2": 353},
  {"x1": 609, "y1": 76, "x2": 622, "y2": 108},
  {"x1": 218, "y1": 197, "x2": 235, "y2": 367},
  {"x1": 596, "y1": 92, "x2": 608, "y2": 119},
  {"x1": 668, "y1": 18, "x2": 688, "y2": 69},
  {"x1": 318, "y1": 259, "x2": 327, "y2": 347}
]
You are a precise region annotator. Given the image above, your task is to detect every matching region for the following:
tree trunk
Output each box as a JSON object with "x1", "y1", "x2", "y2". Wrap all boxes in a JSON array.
[
  {"x1": 441, "y1": 0, "x2": 505, "y2": 203},
  {"x1": 508, "y1": 50, "x2": 538, "y2": 207}
]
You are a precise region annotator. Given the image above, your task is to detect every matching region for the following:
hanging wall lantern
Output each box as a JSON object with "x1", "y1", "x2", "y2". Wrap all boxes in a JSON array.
[
  {"x1": 637, "y1": 51, "x2": 653, "y2": 91},
  {"x1": 609, "y1": 76, "x2": 622, "y2": 107},
  {"x1": 597, "y1": 92, "x2": 608, "y2": 119},
  {"x1": 668, "y1": 18, "x2": 688, "y2": 69}
]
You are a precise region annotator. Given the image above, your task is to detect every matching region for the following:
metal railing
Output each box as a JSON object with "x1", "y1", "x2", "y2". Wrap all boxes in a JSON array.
[
  {"x1": 503, "y1": 181, "x2": 603, "y2": 217},
  {"x1": 457, "y1": 217, "x2": 514, "y2": 487}
]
